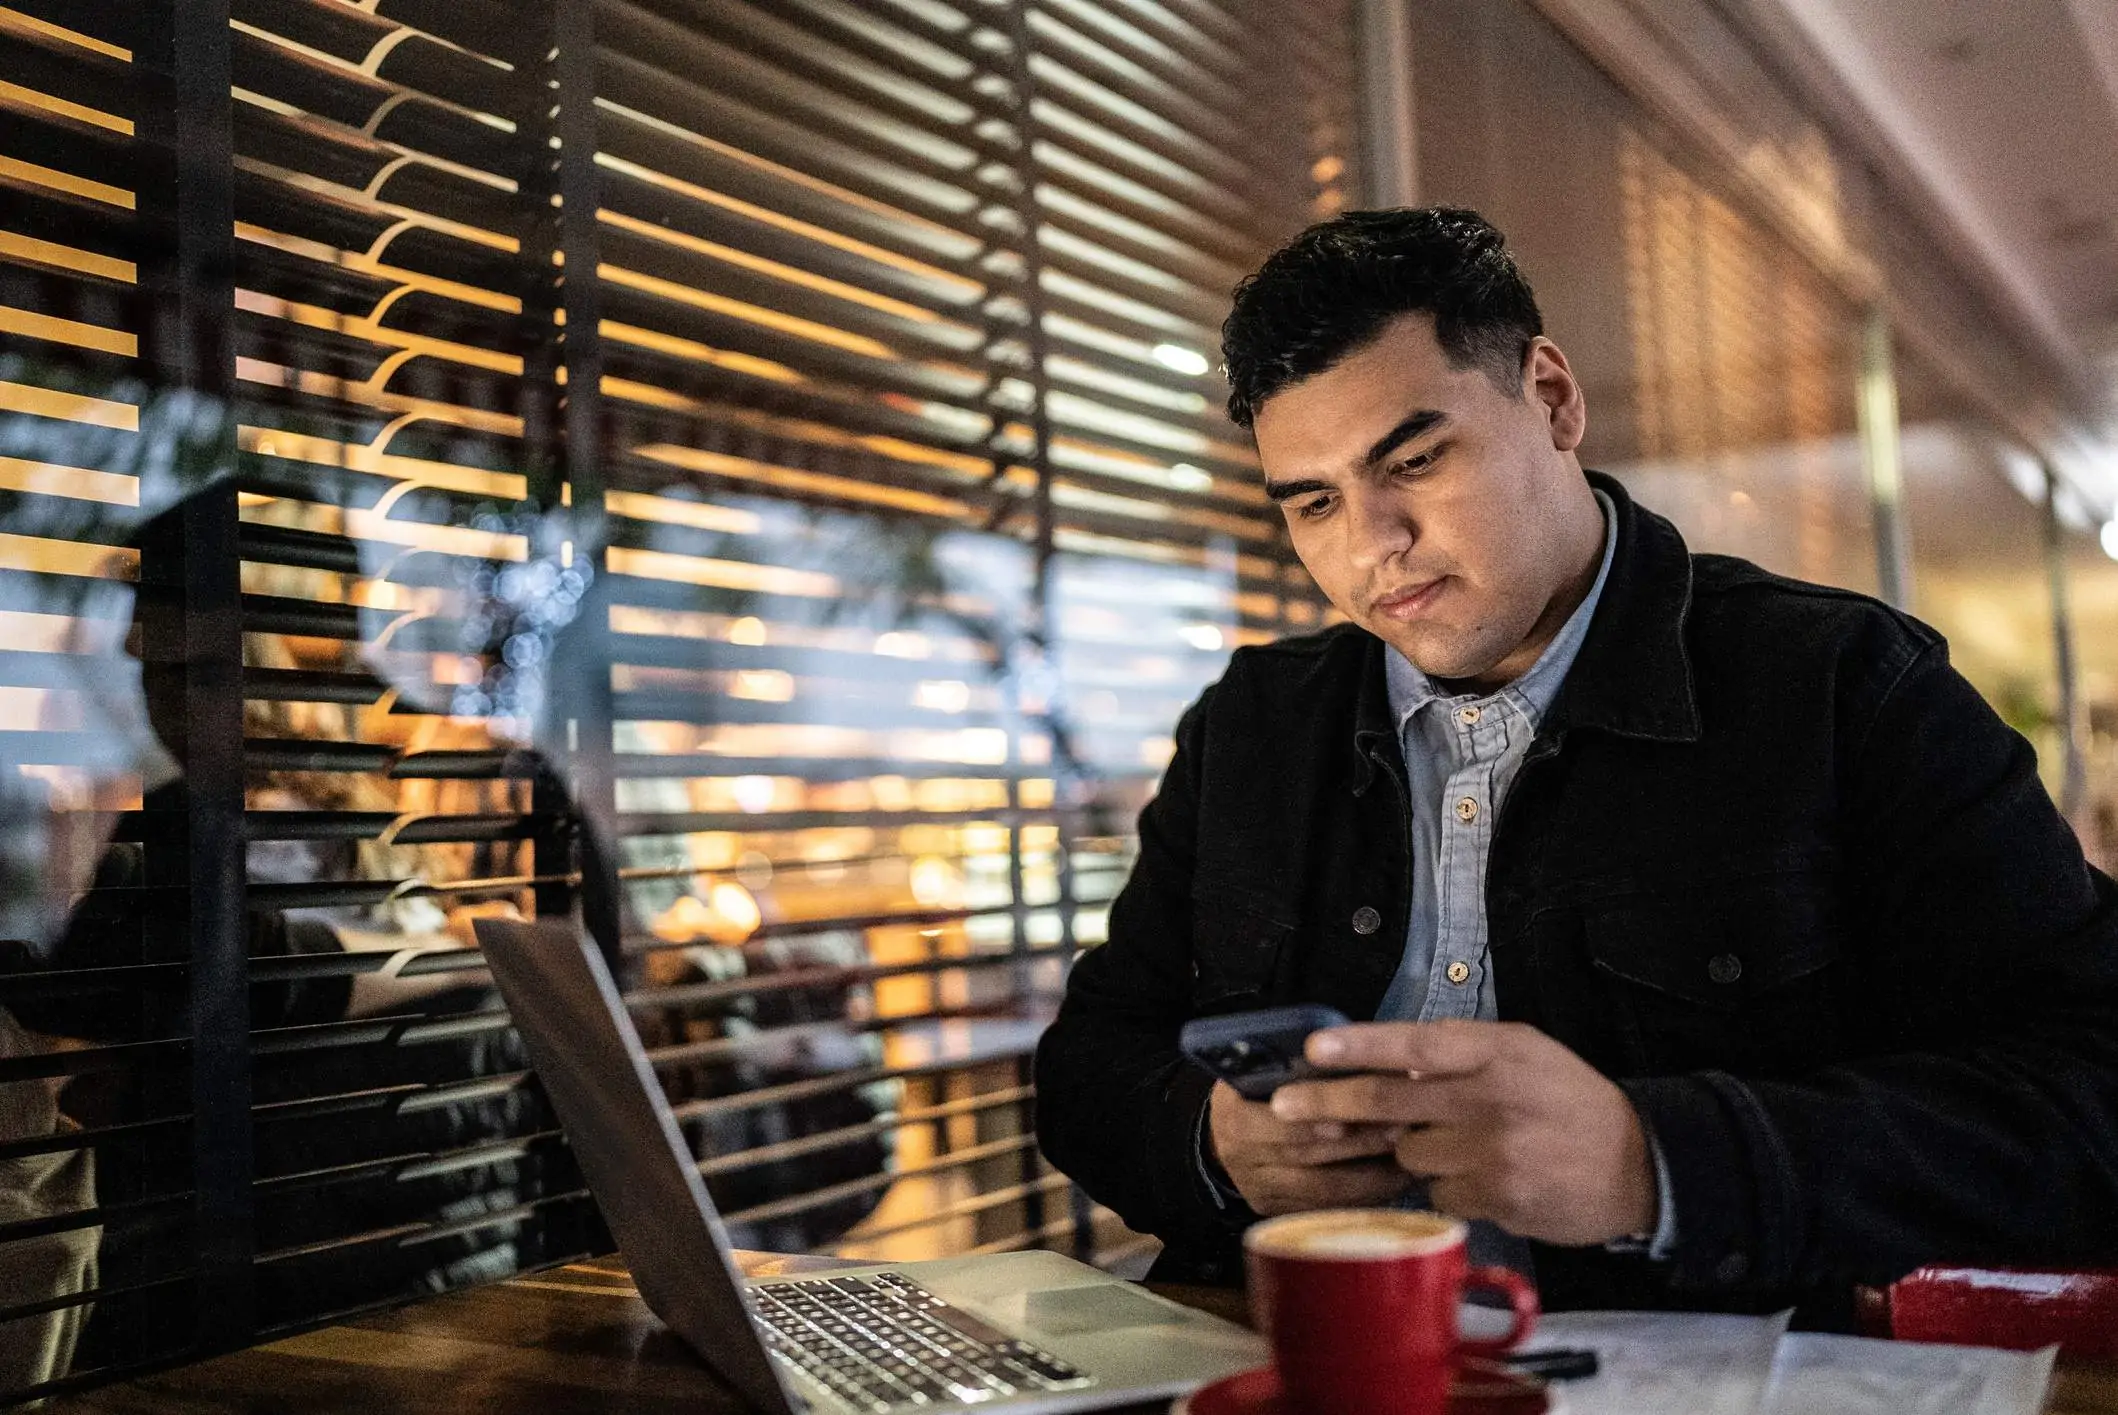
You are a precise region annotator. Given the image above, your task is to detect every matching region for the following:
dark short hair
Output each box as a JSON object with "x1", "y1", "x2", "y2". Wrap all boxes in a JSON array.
[{"x1": 1220, "y1": 207, "x2": 1543, "y2": 428}]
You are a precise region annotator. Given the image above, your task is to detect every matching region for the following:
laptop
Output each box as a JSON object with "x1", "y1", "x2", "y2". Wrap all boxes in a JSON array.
[{"x1": 475, "y1": 917, "x2": 1266, "y2": 1413}]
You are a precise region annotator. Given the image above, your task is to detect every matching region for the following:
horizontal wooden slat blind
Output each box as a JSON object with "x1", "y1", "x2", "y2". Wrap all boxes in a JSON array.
[
  {"x1": 582, "y1": 0, "x2": 1356, "y2": 1270},
  {"x1": 0, "y1": 0, "x2": 1359, "y2": 1396}
]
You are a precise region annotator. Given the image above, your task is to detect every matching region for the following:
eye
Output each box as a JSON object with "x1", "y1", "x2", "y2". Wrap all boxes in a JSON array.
[
  {"x1": 1293, "y1": 494, "x2": 1336, "y2": 521},
  {"x1": 1388, "y1": 447, "x2": 1443, "y2": 479}
]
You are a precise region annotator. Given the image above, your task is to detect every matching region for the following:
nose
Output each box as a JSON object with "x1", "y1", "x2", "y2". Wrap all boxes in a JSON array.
[{"x1": 1342, "y1": 482, "x2": 1414, "y2": 574}]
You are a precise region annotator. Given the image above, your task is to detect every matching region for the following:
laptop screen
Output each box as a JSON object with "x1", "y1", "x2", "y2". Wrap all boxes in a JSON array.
[{"x1": 475, "y1": 915, "x2": 798, "y2": 1415}]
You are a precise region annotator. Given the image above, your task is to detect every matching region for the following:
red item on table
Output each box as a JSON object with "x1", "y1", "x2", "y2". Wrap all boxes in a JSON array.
[
  {"x1": 1244, "y1": 1211, "x2": 1539, "y2": 1415},
  {"x1": 1890, "y1": 1266, "x2": 2118, "y2": 1357}
]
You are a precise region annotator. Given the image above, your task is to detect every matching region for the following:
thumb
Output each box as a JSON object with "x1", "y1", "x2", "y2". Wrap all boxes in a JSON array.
[{"x1": 1307, "y1": 1019, "x2": 1499, "y2": 1077}]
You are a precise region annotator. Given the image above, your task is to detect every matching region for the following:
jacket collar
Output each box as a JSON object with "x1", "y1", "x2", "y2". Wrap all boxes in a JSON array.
[{"x1": 1349, "y1": 469, "x2": 1699, "y2": 794}]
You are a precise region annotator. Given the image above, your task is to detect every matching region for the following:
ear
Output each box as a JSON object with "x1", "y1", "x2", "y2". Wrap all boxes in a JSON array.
[{"x1": 1523, "y1": 338, "x2": 1587, "y2": 453}]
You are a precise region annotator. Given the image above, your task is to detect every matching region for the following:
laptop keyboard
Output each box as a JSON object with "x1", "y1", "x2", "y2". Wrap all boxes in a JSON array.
[{"x1": 754, "y1": 1273, "x2": 1094, "y2": 1411}]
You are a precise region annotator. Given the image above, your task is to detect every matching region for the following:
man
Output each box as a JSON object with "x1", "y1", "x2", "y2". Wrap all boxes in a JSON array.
[{"x1": 1034, "y1": 207, "x2": 2118, "y2": 1326}]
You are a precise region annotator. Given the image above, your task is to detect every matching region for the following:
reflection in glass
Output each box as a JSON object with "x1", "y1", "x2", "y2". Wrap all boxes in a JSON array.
[{"x1": 0, "y1": 0, "x2": 1352, "y2": 1393}]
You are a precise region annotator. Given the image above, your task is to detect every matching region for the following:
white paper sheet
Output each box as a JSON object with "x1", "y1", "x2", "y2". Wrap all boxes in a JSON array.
[
  {"x1": 1515, "y1": 1309, "x2": 1791, "y2": 1415},
  {"x1": 1758, "y1": 1333, "x2": 2056, "y2": 1415}
]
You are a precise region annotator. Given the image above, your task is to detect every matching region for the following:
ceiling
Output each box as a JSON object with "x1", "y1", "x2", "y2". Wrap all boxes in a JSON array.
[{"x1": 1744, "y1": 0, "x2": 2118, "y2": 507}]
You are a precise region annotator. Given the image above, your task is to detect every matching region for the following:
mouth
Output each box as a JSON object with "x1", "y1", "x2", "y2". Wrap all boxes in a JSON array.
[{"x1": 1369, "y1": 577, "x2": 1448, "y2": 622}]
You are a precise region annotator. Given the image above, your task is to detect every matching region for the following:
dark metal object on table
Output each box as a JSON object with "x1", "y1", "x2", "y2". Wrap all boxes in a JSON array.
[{"x1": 1502, "y1": 1348, "x2": 1598, "y2": 1381}]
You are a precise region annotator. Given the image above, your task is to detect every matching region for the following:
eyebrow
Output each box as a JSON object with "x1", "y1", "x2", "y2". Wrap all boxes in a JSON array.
[{"x1": 1262, "y1": 407, "x2": 1449, "y2": 503}]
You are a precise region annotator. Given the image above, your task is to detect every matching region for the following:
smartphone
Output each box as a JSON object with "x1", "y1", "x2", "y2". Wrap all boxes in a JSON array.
[{"x1": 1179, "y1": 1004, "x2": 1351, "y2": 1101}]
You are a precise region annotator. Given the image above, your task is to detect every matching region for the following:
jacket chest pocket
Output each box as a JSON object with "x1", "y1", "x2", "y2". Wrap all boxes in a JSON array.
[
  {"x1": 1189, "y1": 888, "x2": 1296, "y2": 1014},
  {"x1": 1579, "y1": 872, "x2": 1852, "y2": 1077}
]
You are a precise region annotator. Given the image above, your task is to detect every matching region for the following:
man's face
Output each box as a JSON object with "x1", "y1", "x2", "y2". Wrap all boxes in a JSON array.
[{"x1": 1251, "y1": 313, "x2": 1597, "y2": 688}]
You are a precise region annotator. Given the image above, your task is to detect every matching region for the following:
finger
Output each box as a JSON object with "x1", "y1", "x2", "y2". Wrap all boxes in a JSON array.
[
  {"x1": 1213, "y1": 1083, "x2": 1349, "y2": 1145},
  {"x1": 1393, "y1": 1123, "x2": 1481, "y2": 1179},
  {"x1": 1254, "y1": 1160, "x2": 1413, "y2": 1214},
  {"x1": 1319, "y1": 1122, "x2": 1407, "y2": 1158},
  {"x1": 1251, "y1": 1125, "x2": 1406, "y2": 1168},
  {"x1": 1275, "y1": 1119, "x2": 1352, "y2": 1145},
  {"x1": 1271, "y1": 1074, "x2": 1420, "y2": 1125},
  {"x1": 1307, "y1": 1019, "x2": 1504, "y2": 1077},
  {"x1": 1271, "y1": 1073, "x2": 1461, "y2": 1127},
  {"x1": 1223, "y1": 1108, "x2": 1356, "y2": 1149}
]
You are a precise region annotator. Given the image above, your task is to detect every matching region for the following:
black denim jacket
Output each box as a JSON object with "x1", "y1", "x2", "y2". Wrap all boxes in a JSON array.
[{"x1": 1035, "y1": 472, "x2": 2118, "y2": 1326}]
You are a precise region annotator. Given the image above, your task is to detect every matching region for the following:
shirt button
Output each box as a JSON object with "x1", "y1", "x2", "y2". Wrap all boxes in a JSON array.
[
  {"x1": 1708, "y1": 953, "x2": 1744, "y2": 985},
  {"x1": 1454, "y1": 796, "x2": 1479, "y2": 823},
  {"x1": 1445, "y1": 960, "x2": 1471, "y2": 985},
  {"x1": 1351, "y1": 906, "x2": 1381, "y2": 935},
  {"x1": 1457, "y1": 706, "x2": 1482, "y2": 725}
]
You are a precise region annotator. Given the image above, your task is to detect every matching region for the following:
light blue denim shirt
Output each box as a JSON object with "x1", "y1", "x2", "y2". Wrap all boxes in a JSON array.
[
  {"x1": 1376, "y1": 490, "x2": 1617, "y2": 1022},
  {"x1": 1377, "y1": 489, "x2": 1675, "y2": 1262}
]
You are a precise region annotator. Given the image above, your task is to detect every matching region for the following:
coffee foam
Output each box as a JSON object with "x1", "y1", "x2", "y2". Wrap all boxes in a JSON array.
[{"x1": 1246, "y1": 1209, "x2": 1461, "y2": 1260}]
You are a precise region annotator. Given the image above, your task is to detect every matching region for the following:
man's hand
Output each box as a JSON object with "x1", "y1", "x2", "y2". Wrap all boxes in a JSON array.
[
  {"x1": 1206, "y1": 1079, "x2": 1412, "y2": 1216},
  {"x1": 1270, "y1": 1020, "x2": 1657, "y2": 1246}
]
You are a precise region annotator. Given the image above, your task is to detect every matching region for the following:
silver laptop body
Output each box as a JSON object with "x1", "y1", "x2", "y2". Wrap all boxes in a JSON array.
[{"x1": 475, "y1": 917, "x2": 1264, "y2": 1414}]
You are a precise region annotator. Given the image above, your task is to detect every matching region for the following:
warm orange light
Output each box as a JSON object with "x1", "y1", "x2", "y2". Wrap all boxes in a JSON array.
[
  {"x1": 0, "y1": 456, "x2": 136, "y2": 506},
  {"x1": 236, "y1": 223, "x2": 518, "y2": 314},
  {"x1": 0, "y1": 78, "x2": 130, "y2": 135},
  {"x1": 0, "y1": 534, "x2": 135, "y2": 580},
  {"x1": 0, "y1": 7, "x2": 130, "y2": 60},
  {"x1": 589, "y1": 112, "x2": 979, "y2": 294},
  {"x1": 599, "y1": 262, "x2": 897, "y2": 360},
  {"x1": 0, "y1": 380, "x2": 137, "y2": 430},
  {"x1": 633, "y1": 443, "x2": 968, "y2": 520},
  {"x1": 234, "y1": 427, "x2": 525, "y2": 502},
  {"x1": 599, "y1": 207, "x2": 947, "y2": 327},
  {"x1": 730, "y1": 669, "x2": 796, "y2": 703},
  {"x1": 0, "y1": 305, "x2": 136, "y2": 358},
  {"x1": 0, "y1": 155, "x2": 132, "y2": 209},
  {"x1": 0, "y1": 231, "x2": 134, "y2": 283},
  {"x1": 706, "y1": 881, "x2": 762, "y2": 943},
  {"x1": 599, "y1": 319, "x2": 803, "y2": 385}
]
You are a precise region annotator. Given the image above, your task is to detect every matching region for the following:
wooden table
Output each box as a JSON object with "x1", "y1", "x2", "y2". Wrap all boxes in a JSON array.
[{"x1": 51, "y1": 1255, "x2": 2118, "y2": 1414}]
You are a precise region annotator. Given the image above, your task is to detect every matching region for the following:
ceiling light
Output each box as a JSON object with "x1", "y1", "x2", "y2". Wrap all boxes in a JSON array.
[
  {"x1": 1151, "y1": 344, "x2": 1210, "y2": 376},
  {"x1": 1181, "y1": 623, "x2": 1224, "y2": 651}
]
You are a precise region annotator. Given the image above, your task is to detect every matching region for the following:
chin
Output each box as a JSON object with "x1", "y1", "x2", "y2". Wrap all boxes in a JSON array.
[
  {"x1": 1377, "y1": 631, "x2": 1460, "y2": 679},
  {"x1": 1378, "y1": 626, "x2": 1504, "y2": 685}
]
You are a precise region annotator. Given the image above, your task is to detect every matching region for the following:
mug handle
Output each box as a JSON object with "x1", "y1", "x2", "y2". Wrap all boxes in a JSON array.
[{"x1": 1458, "y1": 1266, "x2": 1539, "y2": 1356}]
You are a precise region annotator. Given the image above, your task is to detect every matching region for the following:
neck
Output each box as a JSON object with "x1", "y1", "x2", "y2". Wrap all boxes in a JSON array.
[{"x1": 1457, "y1": 493, "x2": 1607, "y2": 694}]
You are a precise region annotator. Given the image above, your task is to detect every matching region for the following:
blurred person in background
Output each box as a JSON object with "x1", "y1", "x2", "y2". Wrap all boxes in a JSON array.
[
  {"x1": 1037, "y1": 207, "x2": 2118, "y2": 1328},
  {"x1": 620, "y1": 775, "x2": 895, "y2": 1253},
  {"x1": 0, "y1": 957, "x2": 97, "y2": 1393},
  {"x1": 1, "y1": 494, "x2": 897, "y2": 1376},
  {"x1": 0, "y1": 547, "x2": 172, "y2": 1394},
  {"x1": 2, "y1": 511, "x2": 555, "y2": 1363}
]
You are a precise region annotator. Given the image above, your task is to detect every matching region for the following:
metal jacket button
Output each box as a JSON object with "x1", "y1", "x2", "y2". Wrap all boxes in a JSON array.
[
  {"x1": 1708, "y1": 953, "x2": 1743, "y2": 985},
  {"x1": 1351, "y1": 906, "x2": 1381, "y2": 935}
]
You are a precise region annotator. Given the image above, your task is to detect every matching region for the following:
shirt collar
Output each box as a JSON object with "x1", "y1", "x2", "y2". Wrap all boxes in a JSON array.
[
  {"x1": 1350, "y1": 472, "x2": 1701, "y2": 796},
  {"x1": 1384, "y1": 488, "x2": 1618, "y2": 731}
]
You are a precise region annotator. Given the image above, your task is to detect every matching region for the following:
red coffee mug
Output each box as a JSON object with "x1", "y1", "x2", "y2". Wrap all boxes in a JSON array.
[{"x1": 1245, "y1": 1209, "x2": 1538, "y2": 1415}]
